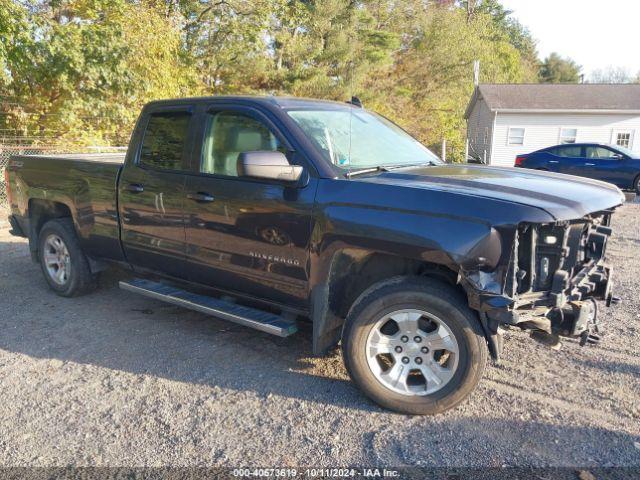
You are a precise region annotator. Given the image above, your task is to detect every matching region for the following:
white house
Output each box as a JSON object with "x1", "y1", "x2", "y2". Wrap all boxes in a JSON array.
[{"x1": 465, "y1": 84, "x2": 640, "y2": 167}]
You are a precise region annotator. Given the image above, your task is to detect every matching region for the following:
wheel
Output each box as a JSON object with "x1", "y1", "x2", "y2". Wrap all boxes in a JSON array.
[
  {"x1": 342, "y1": 276, "x2": 488, "y2": 415},
  {"x1": 38, "y1": 218, "x2": 97, "y2": 297},
  {"x1": 634, "y1": 175, "x2": 640, "y2": 195}
]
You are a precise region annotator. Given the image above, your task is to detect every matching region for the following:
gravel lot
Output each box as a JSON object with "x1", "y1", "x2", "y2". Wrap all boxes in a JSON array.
[{"x1": 0, "y1": 202, "x2": 638, "y2": 469}]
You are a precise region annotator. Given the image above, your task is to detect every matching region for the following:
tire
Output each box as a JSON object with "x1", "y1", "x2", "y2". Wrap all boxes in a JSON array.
[
  {"x1": 38, "y1": 218, "x2": 97, "y2": 297},
  {"x1": 341, "y1": 276, "x2": 487, "y2": 415},
  {"x1": 634, "y1": 175, "x2": 640, "y2": 195}
]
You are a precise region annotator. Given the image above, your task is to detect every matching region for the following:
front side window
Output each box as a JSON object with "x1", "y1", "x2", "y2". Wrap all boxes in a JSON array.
[
  {"x1": 139, "y1": 112, "x2": 191, "y2": 170},
  {"x1": 507, "y1": 127, "x2": 525, "y2": 145},
  {"x1": 615, "y1": 131, "x2": 632, "y2": 148},
  {"x1": 286, "y1": 108, "x2": 441, "y2": 170},
  {"x1": 559, "y1": 128, "x2": 578, "y2": 144},
  {"x1": 585, "y1": 146, "x2": 619, "y2": 160},
  {"x1": 201, "y1": 112, "x2": 285, "y2": 176}
]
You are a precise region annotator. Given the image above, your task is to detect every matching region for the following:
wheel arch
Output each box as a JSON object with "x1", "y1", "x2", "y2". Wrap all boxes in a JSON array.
[
  {"x1": 310, "y1": 249, "x2": 469, "y2": 355},
  {"x1": 27, "y1": 199, "x2": 75, "y2": 262},
  {"x1": 633, "y1": 172, "x2": 640, "y2": 192}
]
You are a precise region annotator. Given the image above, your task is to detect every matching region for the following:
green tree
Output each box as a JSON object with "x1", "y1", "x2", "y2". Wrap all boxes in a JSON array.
[
  {"x1": 365, "y1": 4, "x2": 534, "y2": 161},
  {"x1": 0, "y1": 0, "x2": 557, "y2": 162},
  {"x1": 539, "y1": 52, "x2": 581, "y2": 83},
  {"x1": 461, "y1": 0, "x2": 538, "y2": 68},
  {"x1": 0, "y1": 0, "x2": 196, "y2": 146},
  {"x1": 266, "y1": 0, "x2": 399, "y2": 99}
]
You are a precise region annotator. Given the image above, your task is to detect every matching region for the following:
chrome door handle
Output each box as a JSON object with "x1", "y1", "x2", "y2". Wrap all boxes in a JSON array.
[
  {"x1": 187, "y1": 192, "x2": 215, "y2": 203},
  {"x1": 548, "y1": 160, "x2": 559, "y2": 164},
  {"x1": 585, "y1": 163, "x2": 595, "y2": 166}
]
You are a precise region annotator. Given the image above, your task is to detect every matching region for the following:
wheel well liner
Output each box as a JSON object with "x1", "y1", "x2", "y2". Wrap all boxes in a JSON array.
[{"x1": 27, "y1": 199, "x2": 73, "y2": 261}]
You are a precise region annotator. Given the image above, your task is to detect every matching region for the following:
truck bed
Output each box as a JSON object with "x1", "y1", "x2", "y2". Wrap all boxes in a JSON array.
[{"x1": 8, "y1": 152, "x2": 125, "y2": 263}]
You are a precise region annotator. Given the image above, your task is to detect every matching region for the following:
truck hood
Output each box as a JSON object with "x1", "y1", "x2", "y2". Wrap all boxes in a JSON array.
[{"x1": 353, "y1": 164, "x2": 625, "y2": 221}]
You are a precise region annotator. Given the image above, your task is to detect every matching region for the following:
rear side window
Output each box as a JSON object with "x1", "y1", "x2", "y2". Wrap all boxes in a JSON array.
[
  {"x1": 139, "y1": 112, "x2": 191, "y2": 170},
  {"x1": 551, "y1": 145, "x2": 582, "y2": 157}
]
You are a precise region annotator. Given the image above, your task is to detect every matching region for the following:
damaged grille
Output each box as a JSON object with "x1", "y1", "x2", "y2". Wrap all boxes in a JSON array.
[{"x1": 513, "y1": 211, "x2": 612, "y2": 297}]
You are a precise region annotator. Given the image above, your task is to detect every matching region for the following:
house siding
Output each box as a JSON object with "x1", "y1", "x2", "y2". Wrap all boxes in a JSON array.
[
  {"x1": 490, "y1": 112, "x2": 640, "y2": 167},
  {"x1": 466, "y1": 96, "x2": 495, "y2": 163}
]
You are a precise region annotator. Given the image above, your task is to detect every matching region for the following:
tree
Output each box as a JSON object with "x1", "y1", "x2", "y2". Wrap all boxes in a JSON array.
[
  {"x1": 461, "y1": 0, "x2": 538, "y2": 72},
  {"x1": 538, "y1": 52, "x2": 581, "y2": 83},
  {"x1": 0, "y1": 0, "x2": 197, "y2": 146},
  {"x1": 590, "y1": 66, "x2": 635, "y2": 84},
  {"x1": 0, "y1": 0, "x2": 557, "y2": 161},
  {"x1": 363, "y1": 4, "x2": 534, "y2": 161}
]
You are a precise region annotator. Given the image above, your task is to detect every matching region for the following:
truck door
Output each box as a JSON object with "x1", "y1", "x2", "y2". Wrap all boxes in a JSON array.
[
  {"x1": 183, "y1": 106, "x2": 317, "y2": 309},
  {"x1": 118, "y1": 106, "x2": 195, "y2": 278}
]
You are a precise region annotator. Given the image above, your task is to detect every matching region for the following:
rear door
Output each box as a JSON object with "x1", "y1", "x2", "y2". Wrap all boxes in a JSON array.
[
  {"x1": 182, "y1": 105, "x2": 317, "y2": 308},
  {"x1": 547, "y1": 145, "x2": 586, "y2": 175},
  {"x1": 118, "y1": 105, "x2": 195, "y2": 278}
]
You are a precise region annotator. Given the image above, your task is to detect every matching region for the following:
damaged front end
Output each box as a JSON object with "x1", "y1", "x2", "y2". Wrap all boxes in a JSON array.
[{"x1": 462, "y1": 209, "x2": 619, "y2": 359}]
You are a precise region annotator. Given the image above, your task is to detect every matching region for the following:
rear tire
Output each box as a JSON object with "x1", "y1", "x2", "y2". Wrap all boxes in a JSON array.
[
  {"x1": 342, "y1": 276, "x2": 487, "y2": 415},
  {"x1": 38, "y1": 218, "x2": 97, "y2": 297}
]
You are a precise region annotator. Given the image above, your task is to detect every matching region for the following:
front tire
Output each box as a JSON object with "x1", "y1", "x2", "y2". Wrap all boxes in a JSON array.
[
  {"x1": 342, "y1": 277, "x2": 487, "y2": 415},
  {"x1": 38, "y1": 218, "x2": 97, "y2": 297},
  {"x1": 634, "y1": 175, "x2": 640, "y2": 195}
]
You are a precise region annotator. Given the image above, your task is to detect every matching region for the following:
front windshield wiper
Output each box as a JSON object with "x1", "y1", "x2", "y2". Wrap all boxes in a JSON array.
[
  {"x1": 383, "y1": 161, "x2": 440, "y2": 170},
  {"x1": 345, "y1": 161, "x2": 440, "y2": 178},
  {"x1": 345, "y1": 166, "x2": 389, "y2": 178}
]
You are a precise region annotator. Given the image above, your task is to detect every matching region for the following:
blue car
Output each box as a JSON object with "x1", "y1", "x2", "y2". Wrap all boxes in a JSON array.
[{"x1": 515, "y1": 143, "x2": 640, "y2": 193}]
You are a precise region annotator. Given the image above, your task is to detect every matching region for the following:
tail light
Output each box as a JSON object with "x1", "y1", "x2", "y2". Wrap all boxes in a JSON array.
[
  {"x1": 515, "y1": 155, "x2": 526, "y2": 167},
  {"x1": 3, "y1": 167, "x2": 12, "y2": 205}
]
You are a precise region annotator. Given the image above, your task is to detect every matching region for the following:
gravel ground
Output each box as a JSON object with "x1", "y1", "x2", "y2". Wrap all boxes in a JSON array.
[{"x1": 0, "y1": 203, "x2": 638, "y2": 469}]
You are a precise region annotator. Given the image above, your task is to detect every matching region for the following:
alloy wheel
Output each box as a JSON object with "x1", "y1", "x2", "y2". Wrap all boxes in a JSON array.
[{"x1": 365, "y1": 309, "x2": 459, "y2": 396}]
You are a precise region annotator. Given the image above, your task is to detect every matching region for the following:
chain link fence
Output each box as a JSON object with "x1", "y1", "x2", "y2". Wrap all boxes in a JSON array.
[{"x1": 1, "y1": 145, "x2": 65, "y2": 210}]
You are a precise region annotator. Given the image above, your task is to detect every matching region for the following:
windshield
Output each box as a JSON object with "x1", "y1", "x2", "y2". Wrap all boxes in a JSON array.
[{"x1": 286, "y1": 108, "x2": 442, "y2": 170}]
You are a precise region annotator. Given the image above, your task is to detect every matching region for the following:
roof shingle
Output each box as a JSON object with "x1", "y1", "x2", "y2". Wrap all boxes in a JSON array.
[{"x1": 472, "y1": 83, "x2": 640, "y2": 114}]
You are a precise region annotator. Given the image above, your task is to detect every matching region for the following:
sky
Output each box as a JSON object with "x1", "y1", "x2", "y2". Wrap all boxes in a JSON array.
[{"x1": 499, "y1": 0, "x2": 640, "y2": 79}]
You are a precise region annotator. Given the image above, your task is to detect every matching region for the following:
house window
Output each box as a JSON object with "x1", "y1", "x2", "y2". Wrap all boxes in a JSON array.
[
  {"x1": 507, "y1": 127, "x2": 525, "y2": 145},
  {"x1": 559, "y1": 128, "x2": 577, "y2": 144},
  {"x1": 615, "y1": 131, "x2": 632, "y2": 148}
]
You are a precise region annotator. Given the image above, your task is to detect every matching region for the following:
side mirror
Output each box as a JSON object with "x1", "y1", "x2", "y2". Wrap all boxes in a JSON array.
[
  {"x1": 612, "y1": 153, "x2": 624, "y2": 160},
  {"x1": 238, "y1": 151, "x2": 304, "y2": 183}
]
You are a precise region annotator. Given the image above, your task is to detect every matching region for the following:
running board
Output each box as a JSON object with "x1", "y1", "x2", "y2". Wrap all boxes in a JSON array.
[{"x1": 119, "y1": 279, "x2": 297, "y2": 337}]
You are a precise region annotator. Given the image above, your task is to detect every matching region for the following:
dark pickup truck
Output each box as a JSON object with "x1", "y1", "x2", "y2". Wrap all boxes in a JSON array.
[{"x1": 5, "y1": 96, "x2": 625, "y2": 414}]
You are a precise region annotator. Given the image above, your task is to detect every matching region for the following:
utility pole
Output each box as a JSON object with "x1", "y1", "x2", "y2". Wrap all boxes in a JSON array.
[
  {"x1": 441, "y1": 138, "x2": 447, "y2": 162},
  {"x1": 473, "y1": 60, "x2": 480, "y2": 87},
  {"x1": 465, "y1": 138, "x2": 469, "y2": 163}
]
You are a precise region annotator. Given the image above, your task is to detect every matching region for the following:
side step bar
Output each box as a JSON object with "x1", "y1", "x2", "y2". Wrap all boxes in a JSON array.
[{"x1": 119, "y1": 278, "x2": 297, "y2": 337}]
